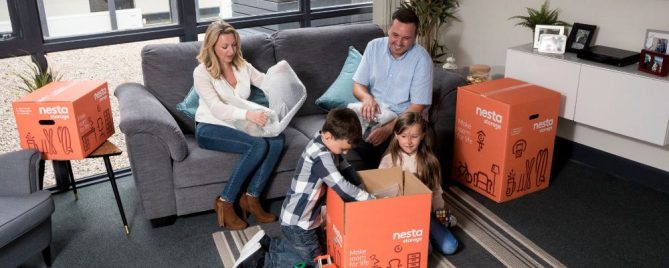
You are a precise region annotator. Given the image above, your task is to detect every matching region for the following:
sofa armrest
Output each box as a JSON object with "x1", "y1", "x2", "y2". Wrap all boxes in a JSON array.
[
  {"x1": 0, "y1": 149, "x2": 42, "y2": 195},
  {"x1": 114, "y1": 82, "x2": 188, "y2": 161},
  {"x1": 429, "y1": 68, "x2": 467, "y2": 180}
]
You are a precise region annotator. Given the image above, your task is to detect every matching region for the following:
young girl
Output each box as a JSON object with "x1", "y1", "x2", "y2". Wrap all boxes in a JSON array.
[{"x1": 378, "y1": 112, "x2": 458, "y2": 255}]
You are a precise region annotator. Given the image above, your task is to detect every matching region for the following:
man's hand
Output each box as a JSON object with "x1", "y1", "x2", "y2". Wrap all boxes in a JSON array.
[
  {"x1": 366, "y1": 122, "x2": 393, "y2": 146},
  {"x1": 361, "y1": 97, "x2": 380, "y2": 122},
  {"x1": 246, "y1": 110, "x2": 268, "y2": 127}
]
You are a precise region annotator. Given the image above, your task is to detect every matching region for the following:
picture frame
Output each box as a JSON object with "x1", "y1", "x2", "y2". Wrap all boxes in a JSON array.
[
  {"x1": 538, "y1": 34, "x2": 567, "y2": 54},
  {"x1": 638, "y1": 49, "x2": 669, "y2": 77},
  {"x1": 565, "y1": 23, "x2": 597, "y2": 53},
  {"x1": 534, "y1": 25, "x2": 565, "y2": 49},
  {"x1": 643, "y1": 29, "x2": 669, "y2": 55}
]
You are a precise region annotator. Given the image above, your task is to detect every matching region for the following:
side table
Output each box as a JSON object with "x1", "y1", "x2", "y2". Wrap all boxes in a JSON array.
[{"x1": 63, "y1": 140, "x2": 130, "y2": 235}]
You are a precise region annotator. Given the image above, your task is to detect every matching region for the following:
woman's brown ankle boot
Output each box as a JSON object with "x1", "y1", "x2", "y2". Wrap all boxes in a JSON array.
[
  {"x1": 239, "y1": 194, "x2": 277, "y2": 223},
  {"x1": 214, "y1": 197, "x2": 247, "y2": 230}
]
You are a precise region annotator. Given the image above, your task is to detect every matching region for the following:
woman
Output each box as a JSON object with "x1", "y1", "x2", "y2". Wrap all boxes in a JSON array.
[{"x1": 194, "y1": 20, "x2": 284, "y2": 230}]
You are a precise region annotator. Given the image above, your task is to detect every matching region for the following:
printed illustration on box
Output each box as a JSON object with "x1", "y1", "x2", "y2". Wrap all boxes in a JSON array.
[
  {"x1": 326, "y1": 167, "x2": 431, "y2": 268},
  {"x1": 12, "y1": 81, "x2": 114, "y2": 160},
  {"x1": 452, "y1": 78, "x2": 560, "y2": 202}
]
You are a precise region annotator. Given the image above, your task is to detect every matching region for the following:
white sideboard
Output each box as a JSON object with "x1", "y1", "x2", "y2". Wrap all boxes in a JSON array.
[{"x1": 505, "y1": 44, "x2": 669, "y2": 146}]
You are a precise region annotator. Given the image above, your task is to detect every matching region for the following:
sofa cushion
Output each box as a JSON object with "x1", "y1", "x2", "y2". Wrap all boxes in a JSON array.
[
  {"x1": 315, "y1": 46, "x2": 362, "y2": 111},
  {"x1": 142, "y1": 33, "x2": 274, "y2": 135},
  {"x1": 272, "y1": 24, "x2": 384, "y2": 116},
  {"x1": 173, "y1": 127, "x2": 309, "y2": 189},
  {"x1": 0, "y1": 191, "x2": 54, "y2": 248}
]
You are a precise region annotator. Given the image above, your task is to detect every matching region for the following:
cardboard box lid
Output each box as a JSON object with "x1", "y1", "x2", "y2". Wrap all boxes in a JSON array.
[
  {"x1": 15, "y1": 81, "x2": 107, "y2": 103},
  {"x1": 461, "y1": 78, "x2": 560, "y2": 106}
]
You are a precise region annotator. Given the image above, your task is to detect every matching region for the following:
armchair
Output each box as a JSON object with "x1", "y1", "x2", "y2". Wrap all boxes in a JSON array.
[{"x1": 0, "y1": 149, "x2": 55, "y2": 267}]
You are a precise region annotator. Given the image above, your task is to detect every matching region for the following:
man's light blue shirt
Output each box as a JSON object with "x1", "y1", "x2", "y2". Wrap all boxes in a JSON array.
[{"x1": 353, "y1": 37, "x2": 433, "y2": 114}]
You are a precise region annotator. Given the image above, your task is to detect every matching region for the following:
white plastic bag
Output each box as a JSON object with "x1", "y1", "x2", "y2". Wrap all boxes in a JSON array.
[
  {"x1": 347, "y1": 102, "x2": 398, "y2": 139},
  {"x1": 231, "y1": 60, "x2": 307, "y2": 137}
]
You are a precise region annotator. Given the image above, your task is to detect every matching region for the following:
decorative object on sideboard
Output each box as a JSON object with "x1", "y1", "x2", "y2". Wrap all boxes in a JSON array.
[
  {"x1": 643, "y1": 29, "x2": 669, "y2": 55},
  {"x1": 538, "y1": 34, "x2": 567, "y2": 54},
  {"x1": 577, "y1": 45, "x2": 640, "y2": 67},
  {"x1": 638, "y1": 49, "x2": 669, "y2": 77},
  {"x1": 401, "y1": 0, "x2": 461, "y2": 64},
  {"x1": 534, "y1": 25, "x2": 565, "y2": 49},
  {"x1": 508, "y1": 0, "x2": 570, "y2": 43},
  {"x1": 466, "y1": 64, "x2": 491, "y2": 84},
  {"x1": 565, "y1": 23, "x2": 597, "y2": 53},
  {"x1": 442, "y1": 56, "x2": 458, "y2": 70}
]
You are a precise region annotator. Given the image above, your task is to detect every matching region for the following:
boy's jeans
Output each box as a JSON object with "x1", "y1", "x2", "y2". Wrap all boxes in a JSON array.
[
  {"x1": 264, "y1": 225, "x2": 323, "y2": 267},
  {"x1": 196, "y1": 122, "x2": 284, "y2": 201}
]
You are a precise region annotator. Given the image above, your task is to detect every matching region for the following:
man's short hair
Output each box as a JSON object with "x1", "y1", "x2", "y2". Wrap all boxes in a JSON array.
[
  {"x1": 322, "y1": 108, "x2": 362, "y2": 145},
  {"x1": 392, "y1": 7, "x2": 420, "y2": 28}
]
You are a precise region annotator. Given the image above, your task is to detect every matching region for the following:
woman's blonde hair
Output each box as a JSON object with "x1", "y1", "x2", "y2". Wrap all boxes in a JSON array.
[
  {"x1": 387, "y1": 112, "x2": 441, "y2": 190},
  {"x1": 196, "y1": 20, "x2": 244, "y2": 79}
]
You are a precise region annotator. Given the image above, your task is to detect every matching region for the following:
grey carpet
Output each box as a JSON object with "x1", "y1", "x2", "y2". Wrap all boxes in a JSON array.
[{"x1": 18, "y1": 159, "x2": 669, "y2": 267}]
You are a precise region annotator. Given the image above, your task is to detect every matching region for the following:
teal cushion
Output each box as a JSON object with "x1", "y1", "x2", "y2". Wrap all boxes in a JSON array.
[
  {"x1": 176, "y1": 85, "x2": 199, "y2": 119},
  {"x1": 176, "y1": 85, "x2": 269, "y2": 119},
  {"x1": 249, "y1": 85, "x2": 269, "y2": 108},
  {"x1": 315, "y1": 46, "x2": 362, "y2": 111}
]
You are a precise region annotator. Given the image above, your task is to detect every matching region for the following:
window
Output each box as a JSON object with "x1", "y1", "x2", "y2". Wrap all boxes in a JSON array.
[
  {"x1": 0, "y1": 0, "x2": 14, "y2": 41},
  {"x1": 196, "y1": 0, "x2": 299, "y2": 23},
  {"x1": 40, "y1": 0, "x2": 176, "y2": 39},
  {"x1": 311, "y1": 0, "x2": 372, "y2": 9}
]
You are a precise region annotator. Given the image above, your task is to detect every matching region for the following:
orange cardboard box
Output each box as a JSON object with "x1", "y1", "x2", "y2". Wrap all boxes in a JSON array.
[
  {"x1": 452, "y1": 78, "x2": 560, "y2": 202},
  {"x1": 12, "y1": 81, "x2": 114, "y2": 160},
  {"x1": 326, "y1": 167, "x2": 431, "y2": 268}
]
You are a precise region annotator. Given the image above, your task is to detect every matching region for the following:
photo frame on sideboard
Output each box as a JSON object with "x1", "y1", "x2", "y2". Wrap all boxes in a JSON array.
[
  {"x1": 638, "y1": 49, "x2": 669, "y2": 77},
  {"x1": 534, "y1": 25, "x2": 565, "y2": 48},
  {"x1": 566, "y1": 23, "x2": 597, "y2": 53},
  {"x1": 644, "y1": 29, "x2": 669, "y2": 55},
  {"x1": 538, "y1": 34, "x2": 567, "y2": 54}
]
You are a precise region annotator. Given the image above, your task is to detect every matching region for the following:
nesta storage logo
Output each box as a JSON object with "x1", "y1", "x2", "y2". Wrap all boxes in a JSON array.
[
  {"x1": 533, "y1": 118, "x2": 554, "y2": 133},
  {"x1": 39, "y1": 106, "x2": 70, "y2": 120},
  {"x1": 393, "y1": 229, "x2": 424, "y2": 244},
  {"x1": 476, "y1": 106, "x2": 503, "y2": 130}
]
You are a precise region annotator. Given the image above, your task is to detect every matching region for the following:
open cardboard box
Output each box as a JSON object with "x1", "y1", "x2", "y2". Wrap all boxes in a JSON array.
[{"x1": 326, "y1": 167, "x2": 431, "y2": 268}]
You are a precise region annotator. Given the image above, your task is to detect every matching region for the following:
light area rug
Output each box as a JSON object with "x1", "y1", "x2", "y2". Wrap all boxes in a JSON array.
[{"x1": 213, "y1": 186, "x2": 564, "y2": 268}]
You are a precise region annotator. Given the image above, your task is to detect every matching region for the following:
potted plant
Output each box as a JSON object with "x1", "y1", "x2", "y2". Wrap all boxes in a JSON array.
[
  {"x1": 13, "y1": 56, "x2": 62, "y2": 95},
  {"x1": 508, "y1": 0, "x2": 570, "y2": 33},
  {"x1": 401, "y1": 0, "x2": 461, "y2": 64}
]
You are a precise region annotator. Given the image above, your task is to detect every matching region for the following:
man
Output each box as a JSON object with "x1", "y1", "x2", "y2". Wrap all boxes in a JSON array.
[{"x1": 352, "y1": 7, "x2": 433, "y2": 165}]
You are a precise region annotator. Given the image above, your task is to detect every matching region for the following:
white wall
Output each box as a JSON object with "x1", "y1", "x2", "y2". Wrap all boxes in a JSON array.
[
  {"x1": 447, "y1": 0, "x2": 669, "y2": 76},
  {"x1": 446, "y1": 0, "x2": 669, "y2": 172}
]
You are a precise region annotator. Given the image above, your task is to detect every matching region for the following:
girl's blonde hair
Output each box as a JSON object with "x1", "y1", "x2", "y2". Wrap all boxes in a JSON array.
[
  {"x1": 196, "y1": 20, "x2": 244, "y2": 79},
  {"x1": 387, "y1": 112, "x2": 441, "y2": 190}
]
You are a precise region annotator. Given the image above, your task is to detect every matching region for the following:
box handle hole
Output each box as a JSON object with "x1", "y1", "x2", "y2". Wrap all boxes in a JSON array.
[
  {"x1": 39, "y1": 120, "x2": 55, "y2": 125},
  {"x1": 529, "y1": 114, "x2": 539, "y2": 120}
]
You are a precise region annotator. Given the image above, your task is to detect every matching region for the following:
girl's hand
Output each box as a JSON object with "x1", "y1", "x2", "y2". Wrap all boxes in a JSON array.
[{"x1": 246, "y1": 110, "x2": 268, "y2": 127}]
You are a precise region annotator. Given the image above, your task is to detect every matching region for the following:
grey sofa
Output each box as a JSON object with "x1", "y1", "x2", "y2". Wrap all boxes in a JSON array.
[
  {"x1": 0, "y1": 149, "x2": 55, "y2": 267},
  {"x1": 114, "y1": 24, "x2": 466, "y2": 227}
]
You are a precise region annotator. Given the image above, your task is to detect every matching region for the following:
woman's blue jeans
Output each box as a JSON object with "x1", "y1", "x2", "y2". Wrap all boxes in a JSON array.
[{"x1": 195, "y1": 122, "x2": 284, "y2": 201}]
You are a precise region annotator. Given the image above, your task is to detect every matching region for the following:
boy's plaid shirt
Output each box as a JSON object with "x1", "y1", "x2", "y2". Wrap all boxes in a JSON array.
[{"x1": 279, "y1": 132, "x2": 374, "y2": 230}]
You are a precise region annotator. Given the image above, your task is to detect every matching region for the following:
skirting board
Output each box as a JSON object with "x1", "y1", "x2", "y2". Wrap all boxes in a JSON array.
[{"x1": 553, "y1": 137, "x2": 669, "y2": 195}]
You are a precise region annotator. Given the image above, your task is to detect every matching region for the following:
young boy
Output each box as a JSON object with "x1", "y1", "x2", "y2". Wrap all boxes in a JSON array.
[{"x1": 264, "y1": 107, "x2": 375, "y2": 267}]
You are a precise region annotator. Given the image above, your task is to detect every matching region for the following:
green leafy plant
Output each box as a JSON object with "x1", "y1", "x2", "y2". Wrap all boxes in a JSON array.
[
  {"x1": 13, "y1": 56, "x2": 62, "y2": 94},
  {"x1": 401, "y1": 0, "x2": 461, "y2": 63},
  {"x1": 508, "y1": 0, "x2": 570, "y2": 31}
]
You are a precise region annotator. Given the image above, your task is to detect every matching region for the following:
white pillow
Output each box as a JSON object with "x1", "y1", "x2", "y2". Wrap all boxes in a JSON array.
[{"x1": 233, "y1": 60, "x2": 306, "y2": 137}]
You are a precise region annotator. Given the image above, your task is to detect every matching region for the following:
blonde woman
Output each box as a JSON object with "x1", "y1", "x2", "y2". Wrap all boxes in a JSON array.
[{"x1": 194, "y1": 20, "x2": 283, "y2": 230}]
